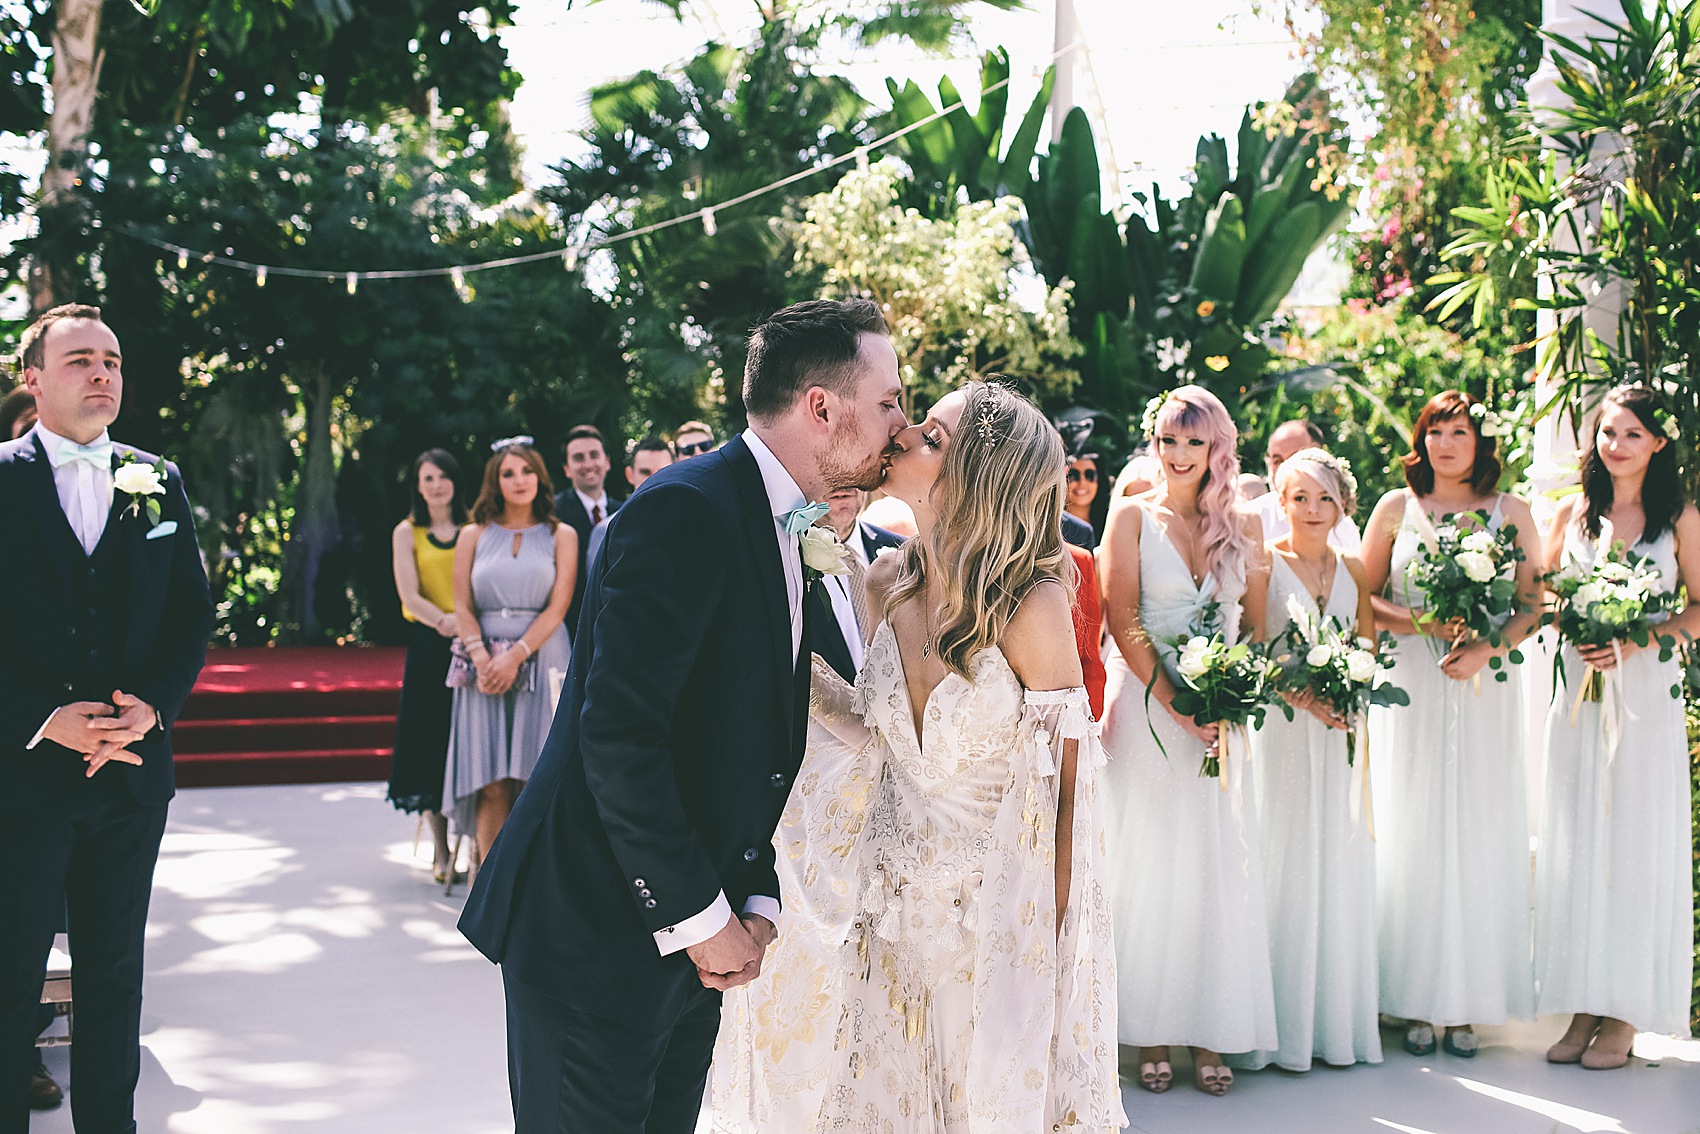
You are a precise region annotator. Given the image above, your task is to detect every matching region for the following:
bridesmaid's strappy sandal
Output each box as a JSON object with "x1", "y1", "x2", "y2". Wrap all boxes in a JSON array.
[
  {"x1": 1136, "y1": 1047, "x2": 1172, "y2": 1093},
  {"x1": 1191, "y1": 1049, "x2": 1232, "y2": 1096}
]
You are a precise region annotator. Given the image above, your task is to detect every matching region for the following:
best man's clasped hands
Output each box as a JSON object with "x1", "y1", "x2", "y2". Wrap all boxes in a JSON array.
[
  {"x1": 687, "y1": 913, "x2": 777, "y2": 991},
  {"x1": 42, "y1": 690, "x2": 157, "y2": 777}
]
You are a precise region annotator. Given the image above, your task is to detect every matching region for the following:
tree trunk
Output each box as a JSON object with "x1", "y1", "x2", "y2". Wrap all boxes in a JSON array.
[
  {"x1": 32, "y1": 0, "x2": 104, "y2": 314},
  {"x1": 283, "y1": 365, "x2": 342, "y2": 641}
]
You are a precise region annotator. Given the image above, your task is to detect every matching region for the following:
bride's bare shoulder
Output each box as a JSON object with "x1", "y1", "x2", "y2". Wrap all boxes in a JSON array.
[
  {"x1": 865, "y1": 545, "x2": 904, "y2": 615},
  {"x1": 1001, "y1": 579, "x2": 1081, "y2": 691}
]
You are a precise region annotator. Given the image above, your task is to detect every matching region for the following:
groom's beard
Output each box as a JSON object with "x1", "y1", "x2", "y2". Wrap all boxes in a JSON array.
[{"x1": 819, "y1": 418, "x2": 895, "y2": 493}]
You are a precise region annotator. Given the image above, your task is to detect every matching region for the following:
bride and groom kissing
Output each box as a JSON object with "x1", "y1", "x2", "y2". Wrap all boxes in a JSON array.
[{"x1": 459, "y1": 298, "x2": 1126, "y2": 1133}]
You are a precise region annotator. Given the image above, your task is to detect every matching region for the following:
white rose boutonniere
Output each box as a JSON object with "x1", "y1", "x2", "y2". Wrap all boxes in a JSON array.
[
  {"x1": 799, "y1": 525, "x2": 850, "y2": 588},
  {"x1": 114, "y1": 457, "x2": 169, "y2": 528}
]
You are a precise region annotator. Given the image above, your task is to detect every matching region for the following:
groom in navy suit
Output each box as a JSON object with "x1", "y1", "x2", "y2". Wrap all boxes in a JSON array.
[
  {"x1": 0, "y1": 304, "x2": 214, "y2": 1134},
  {"x1": 460, "y1": 298, "x2": 906, "y2": 1133}
]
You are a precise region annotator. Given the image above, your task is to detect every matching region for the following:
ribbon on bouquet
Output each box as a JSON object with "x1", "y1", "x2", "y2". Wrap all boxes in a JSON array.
[
  {"x1": 1349, "y1": 716, "x2": 1376, "y2": 841},
  {"x1": 1566, "y1": 640, "x2": 1635, "y2": 816},
  {"x1": 1214, "y1": 723, "x2": 1253, "y2": 828}
]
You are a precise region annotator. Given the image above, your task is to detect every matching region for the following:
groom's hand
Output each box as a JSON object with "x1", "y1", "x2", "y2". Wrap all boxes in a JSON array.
[
  {"x1": 687, "y1": 915, "x2": 762, "y2": 991},
  {"x1": 41, "y1": 701, "x2": 146, "y2": 755}
]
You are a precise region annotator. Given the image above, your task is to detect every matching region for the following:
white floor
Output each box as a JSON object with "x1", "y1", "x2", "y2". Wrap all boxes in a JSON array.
[{"x1": 29, "y1": 783, "x2": 1700, "y2": 1134}]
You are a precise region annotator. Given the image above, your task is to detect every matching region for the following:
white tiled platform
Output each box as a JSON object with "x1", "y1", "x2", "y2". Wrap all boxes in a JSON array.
[{"x1": 29, "y1": 783, "x2": 1700, "y2": 1133}]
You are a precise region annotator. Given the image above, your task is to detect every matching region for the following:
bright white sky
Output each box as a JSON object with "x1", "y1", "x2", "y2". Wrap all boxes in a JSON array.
[{"x1": 500, "y1": 0, "x2": 1311, "y2": 208}]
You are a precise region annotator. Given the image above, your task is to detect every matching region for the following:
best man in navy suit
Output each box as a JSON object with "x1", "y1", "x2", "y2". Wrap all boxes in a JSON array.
[
  {"x1": 806, "y1": 487, "x2": 904, "y2": 683},
  {"x1": 0, "y1": 305, "x2": 215, "y2": 1134},
  {"x1": 459, "y1": 299, "x2": 906, "y2": 1133}
]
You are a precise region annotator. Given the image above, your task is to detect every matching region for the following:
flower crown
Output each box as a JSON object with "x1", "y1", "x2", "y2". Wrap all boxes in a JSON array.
[
  {"x1": 1467, "y1": 401, "x2": 1506, "y2": 439},
  {"x1": 1284, "y1": 448, "x2": 1359, "y2": 501},
  {"x1": 1651, "y1": 406, "x2": 1682, "y2": 441},
  {"x1": 1140, "y1": 391, "x2": 1175, "y2": 438}
]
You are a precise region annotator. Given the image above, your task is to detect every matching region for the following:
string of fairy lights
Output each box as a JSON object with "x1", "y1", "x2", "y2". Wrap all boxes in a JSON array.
[{"x1": 112, "y1": 39, "x2": 1085, "y2": 299}]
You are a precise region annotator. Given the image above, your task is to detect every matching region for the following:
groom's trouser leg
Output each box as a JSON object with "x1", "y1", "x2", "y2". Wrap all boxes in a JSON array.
[
  {"x1": 64, "y1": 794, "x2": 169, "y2": 1134},
  {"x1": 0, "y1": 799, "x2": 74, "y2": 1134},
  {"x1": 505, "y1": 972, "x2": 719, "y2": 1134},
  {"x1": 640, "y1": 985, "x2": 719, "y2": 1134}
]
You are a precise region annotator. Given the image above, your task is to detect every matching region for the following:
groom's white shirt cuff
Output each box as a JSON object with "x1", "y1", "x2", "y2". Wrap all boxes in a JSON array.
[
  {"x1": 26, "y1": 709, "x2": 58, "y2": 749},
  {"x1": 654, "y1": 891, "x2": 783, "y2": 955}
]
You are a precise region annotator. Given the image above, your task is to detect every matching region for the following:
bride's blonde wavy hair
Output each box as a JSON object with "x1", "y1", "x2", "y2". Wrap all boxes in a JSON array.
[{"x1": 888, "y1": 380, "x2": 1078, "y2": 679}]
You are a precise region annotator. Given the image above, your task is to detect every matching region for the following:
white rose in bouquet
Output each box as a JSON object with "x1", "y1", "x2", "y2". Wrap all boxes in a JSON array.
[
  {"x1": 1460, "y1": 529, "x2": 1496, "y2": 555},
  {"x1": 1306, "y1": 644, "x2": 1334, "y2": 667},
  {"x1": 1455, "y1": 550, "x2": 1498, "y2": 583},
  {"x1": 1572, "y1": 580, "x2": 1604, "y2": 610},
  {"x1": 1345, "y1": 649, "x2": 1379, "y2": 683},
  {"x1": 1176, "y1": 636, "x2": 1212, "y2": 679}
]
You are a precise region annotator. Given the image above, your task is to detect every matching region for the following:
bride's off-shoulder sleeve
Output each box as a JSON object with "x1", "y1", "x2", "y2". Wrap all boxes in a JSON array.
[{"x1": 1020, "y1": 686, "x2": 1106, "y2": 777}]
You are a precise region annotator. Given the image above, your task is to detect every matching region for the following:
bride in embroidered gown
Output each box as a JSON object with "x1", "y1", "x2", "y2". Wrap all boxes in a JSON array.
[{"x1": 710, "y1": 381, "x2": 1125, "y2": 1133}]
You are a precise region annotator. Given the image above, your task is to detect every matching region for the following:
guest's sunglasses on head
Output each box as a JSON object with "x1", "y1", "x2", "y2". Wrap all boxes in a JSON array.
[
  {"x1": 676, "y1": 439, "x2": 714, "y2": 456},
  {"x1": 1066, "y1": 467, "x2": 1098, "y2": 483}
]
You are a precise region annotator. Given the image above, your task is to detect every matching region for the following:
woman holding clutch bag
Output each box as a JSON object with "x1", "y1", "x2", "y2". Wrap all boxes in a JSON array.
[{"x1": 444, "y1": 438, "x2": 574, "y2": 866}]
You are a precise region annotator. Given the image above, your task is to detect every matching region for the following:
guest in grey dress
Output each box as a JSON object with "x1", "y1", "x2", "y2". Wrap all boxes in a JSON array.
[{"x1": 446, "y1": 440, "x2": 575, "y2": 863}]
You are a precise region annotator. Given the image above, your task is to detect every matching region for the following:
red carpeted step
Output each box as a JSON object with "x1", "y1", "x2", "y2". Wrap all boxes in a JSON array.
[
  {"x1": 172, "y1": 715, "x2": 398, "y2": 754},
  {"x1": 173, "y1": 647, "x2": 407, "y2": 786},
  {"x1": 175, "y1": 747, "x2": 395, "y2": 788}
]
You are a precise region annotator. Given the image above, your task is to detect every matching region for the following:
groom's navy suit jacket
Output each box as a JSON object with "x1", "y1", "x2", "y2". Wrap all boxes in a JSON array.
[
  {"x1": 0, "y1": 434, "x2": 213, "y2": 805},
  {"x1": 460, "y1": 435, "x2": 810, "y2": 1026}
]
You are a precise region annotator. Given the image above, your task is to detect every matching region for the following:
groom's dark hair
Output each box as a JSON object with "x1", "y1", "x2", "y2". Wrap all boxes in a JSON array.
[{"x1": 742, "y1": 298, "x2": 888, "y2": 421}]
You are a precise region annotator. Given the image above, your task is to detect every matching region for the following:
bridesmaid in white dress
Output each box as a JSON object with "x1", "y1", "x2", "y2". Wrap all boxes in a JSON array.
[
  {"x1": 1536, "y1": 385, "x2": 1700, "y2": 1069},
  {"x1": 1245, "y1": 448, "x2": 1384, "y2": 1072},
  {"x1": 1360, "y1": 390, "x2": 1543, "y2": 1058},
  {"x1": 711, "y1": 381, "x2": 1126, "y2": 1133},
  {"x1": 1099, "y1": 385, "x2": 1274, "y2": 1096}
]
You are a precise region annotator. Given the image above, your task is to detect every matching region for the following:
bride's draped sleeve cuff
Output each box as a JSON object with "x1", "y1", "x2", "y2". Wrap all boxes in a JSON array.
[{"x1": 1020, "y1": 687, "x2": 1104, "y2": 778}]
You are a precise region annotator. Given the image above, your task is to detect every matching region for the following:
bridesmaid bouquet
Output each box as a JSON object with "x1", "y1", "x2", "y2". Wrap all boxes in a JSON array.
[
  {"x1": 1542, "y1": 542, "x2": 1680, "y2": 701},
  {"x1": 1164, "y1": 606, "x2": 1282, "y2": 777},
  {"x1": 1270, "y1": 595, "x2": 1408, "y2": 763},
  {"x1": 1403, "y1": 511, "x2": 1527, "y2": 681}
]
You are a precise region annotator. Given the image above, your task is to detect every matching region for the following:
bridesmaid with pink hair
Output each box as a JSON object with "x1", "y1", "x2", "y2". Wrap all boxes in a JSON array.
[{"x1": 1098, "y1": 385, "x2": 1276, "y2": 1097}]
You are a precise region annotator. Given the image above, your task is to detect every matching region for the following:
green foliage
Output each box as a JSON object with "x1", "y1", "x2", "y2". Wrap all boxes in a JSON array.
[
  {"x1": 1434, "y1": 0, "x2": 1700, "y2": 498},
  {"x1": 543, "y1": 20, "x2": 871, "y2": 423},
  {"x1": 1261, "y1": 0, "x2": 1543, "y2": 297},
  {"x1": 1024, "y1": 76, "x2": 1354, "y2": 430},
  {"x1": 882, "y1": 48, "x2": 1054, "y2": 217},
  {"x1": 793, "y1": 158, "x2": 1080, "y2": 407}
]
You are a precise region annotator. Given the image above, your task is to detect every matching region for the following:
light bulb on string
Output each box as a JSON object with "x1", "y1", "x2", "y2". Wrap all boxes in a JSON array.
[
  {"x1": 176, "y1": 249, "x2": 188, "y2": 270},
  {"x1": 256, "y1": 266, "x2": 267, "y2": 288},
  {"x1": 700, "y1": 207, "x2": 717, "y2": 237},
  {"x1": 346, "y1": 272, "x2": 358, "y2": 295},
  {"x1": 855, "y1": 147, "x2": 870, "y2": 171},
  {"x1": 450, "y1": 265, "x2": 470, "y2": 303},
  {"x1": 563, "y1": 245, "x2": 580, "y2": 272}
]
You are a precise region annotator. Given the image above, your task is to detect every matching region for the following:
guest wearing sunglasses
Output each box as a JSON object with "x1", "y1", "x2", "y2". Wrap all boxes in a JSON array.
[
  {"x1": 672, "y1": 420, "x2": 717, "y2": 459},
  {"x1": 1065, "y1": 451, "x2": 1110, "y2": 546}
]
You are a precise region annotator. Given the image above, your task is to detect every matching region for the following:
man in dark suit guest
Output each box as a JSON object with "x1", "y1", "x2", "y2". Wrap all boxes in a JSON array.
[
  {"x1": 586, "y1": 435, "x2": 673, "y2": 574},
  {"x1": 459, "y1": 297, "x2": 907, "y2": 1134},
  {"x1": 0, "y1": 304, "x2": 215, "y2": 1134},
  {"x1": 553, "y1": 424, "x2": 621, "y2": 638},
  {"x1": 806, "y1": 488, "x2": 903, "y2": 683}
]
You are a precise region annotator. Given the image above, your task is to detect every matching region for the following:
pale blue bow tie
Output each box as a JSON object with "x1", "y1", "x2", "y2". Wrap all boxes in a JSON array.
[
  {"x1": 57, "y1": 437, "x2": 112, "y2": 469},
  {"x1": 780, "y1": 501, "x2": 830, "y2": 536}
]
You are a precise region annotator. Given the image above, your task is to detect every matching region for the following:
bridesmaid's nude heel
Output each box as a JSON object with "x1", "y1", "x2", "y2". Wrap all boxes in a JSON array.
[
  {"x1": 1136, "y1": 1047, "x2": 1172, "y2": 1093},
  {"x1": 1546, "y1": 1014, "x2": 1600, "y2": 1064},
  {"x1": 1191, "y1": 1049, "x2": 1232, "y2": 1096}
]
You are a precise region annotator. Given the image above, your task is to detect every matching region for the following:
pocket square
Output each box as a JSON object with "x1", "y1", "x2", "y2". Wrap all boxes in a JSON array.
[{"x1": 146, "y1": 520, "x2": 178, "y2": 540}]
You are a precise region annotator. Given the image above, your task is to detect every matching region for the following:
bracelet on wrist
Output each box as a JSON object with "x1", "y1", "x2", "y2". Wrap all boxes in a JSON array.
[{"x1": 515, "y1": 639, "x2": 533, "y2": 659}]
